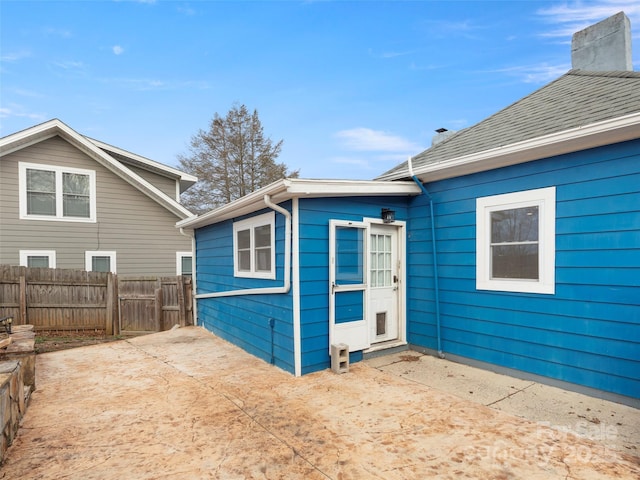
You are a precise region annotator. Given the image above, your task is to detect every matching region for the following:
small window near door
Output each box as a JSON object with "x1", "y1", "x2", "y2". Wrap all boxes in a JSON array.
[
  {"x1": 232, "y1": 212, "x2": 275, "y2": 279},
  {"x1": 370, "y1": 233, "x2": 392, "y2": 287},
  {"x1": 85, "y1": 251, "x2": 116, "y2": 273},
  {"x1": 19, "y1": 250, "x2": 56, "y2": 268},
  {"x1": 177, "y1": 252, "x2": 193, "y2": 276}
]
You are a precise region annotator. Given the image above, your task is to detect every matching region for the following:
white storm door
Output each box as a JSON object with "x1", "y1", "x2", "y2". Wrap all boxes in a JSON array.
[
  {"x1": 369, "y1": 224, "x2": 399, "y2": 343},
  {"x1": 329, "y1": 220, "x2": 370, "y2": 352}
]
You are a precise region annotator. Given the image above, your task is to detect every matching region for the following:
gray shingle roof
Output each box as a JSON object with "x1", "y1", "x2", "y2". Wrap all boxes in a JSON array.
[{"x1": 377, "y1": 70, "x2": 640, "y2": 181}]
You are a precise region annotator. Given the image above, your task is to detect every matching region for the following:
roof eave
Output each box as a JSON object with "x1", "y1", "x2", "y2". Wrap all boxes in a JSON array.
[
  {"x1": 176, "y1": 178, "x2": 422, "y2": 229},
  {"x1": 1, "y1": 119, "x2": 194, "y2": 219},
  {"x1": 387, "y1": 112, "x2": 640, "y2": 183},
  {"x1": 88, "y1": 138, "x2": 198, "y2": 193}
]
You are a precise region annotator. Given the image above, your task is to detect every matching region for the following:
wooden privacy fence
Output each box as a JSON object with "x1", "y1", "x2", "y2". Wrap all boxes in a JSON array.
[{"x1": 0, "y1": 265, "x2": 192, "y2": 335}]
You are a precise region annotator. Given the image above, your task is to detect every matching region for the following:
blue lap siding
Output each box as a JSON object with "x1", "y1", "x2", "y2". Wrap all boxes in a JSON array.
[
  {"x1": 407, "y1": 139, "x2": 640, "y2": 399},
  {"x1": 195, "y1": 204, "x2": 295, "y2": 372},
  {"x1": 298, "y1": 196, "x2": 410, "y2": 374}
]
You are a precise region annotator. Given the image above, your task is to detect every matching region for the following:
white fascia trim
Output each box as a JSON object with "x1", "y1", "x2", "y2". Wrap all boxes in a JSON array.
[
  {"x1": 88, "y1": 138, "x2": 198, "y2": 192},
  {"x1": 177, "y1": 178, "x2": 421, "y2": 230},
  {"x1": 1, "y1": 119, "x2": 194, "y2": 219},
  {"x1": 398, "y1": 113, "x2": 640, "y2": 183}
]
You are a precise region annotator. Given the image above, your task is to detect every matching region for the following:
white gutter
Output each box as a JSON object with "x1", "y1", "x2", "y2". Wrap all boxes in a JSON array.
[
  {"x1": 384, "y1": 112, "x2": 640, "y2": 182},
  {"x1": 291, "y1": 198, "x2": 302, "y2": 377},
  {"x1": 194, "y1": 194, "x2": 291, "y2": 299},
  {"x1": 177, "y1": 178, "x2": 421, "y2": 230}
]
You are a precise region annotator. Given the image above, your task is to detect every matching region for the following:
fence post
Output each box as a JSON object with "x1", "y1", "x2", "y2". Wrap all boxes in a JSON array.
[
  {"x1": 184, "y1": 277, "x2": 193, "y2": 326},
  {"x1": 106, "y1": 273, "x2": 114, "y2": 336},
  {"x1": 154, "y1": 287, "x2": 163, "y2": 332},
  {"x1": 176, "y1": 276, "x2": 186, "y2": 327},
  {"x1": 19, "y1": 270, "x2": 27, "y2": 325}
]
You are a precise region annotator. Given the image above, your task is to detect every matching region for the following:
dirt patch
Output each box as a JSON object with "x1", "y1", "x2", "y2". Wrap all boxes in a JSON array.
[
  {"x1": 35, "y1": 331, "x2": 123, "y2": 354},
  {"x1": 399, "y1": 354, "x2": 421, "y2": 362}
]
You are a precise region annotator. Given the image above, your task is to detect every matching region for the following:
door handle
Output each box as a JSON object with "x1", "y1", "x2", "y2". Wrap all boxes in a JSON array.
[{"x1": 393, "y1": 275, "x2": 398, "y2": 284}]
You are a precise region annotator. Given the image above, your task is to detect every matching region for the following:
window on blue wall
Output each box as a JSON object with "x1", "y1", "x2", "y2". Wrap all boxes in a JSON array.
[
  {"x1": 476, "y1": 187, "x2": 555, "y2": 294},
  {"x1": 233, "y1": 211, "x2": 276, "y2": 279}
]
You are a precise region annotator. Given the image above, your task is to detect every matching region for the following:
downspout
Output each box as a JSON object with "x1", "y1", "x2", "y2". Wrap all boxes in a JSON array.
[
  {"x1": 408, "y1": 158, "x2": 444, "y2": 359},
  {"x1": 179, "y1": 227, "x2": 198, "y2": 326},
  {"x1": 194, "y1": 194, "x2": 291, "y2": 299}
]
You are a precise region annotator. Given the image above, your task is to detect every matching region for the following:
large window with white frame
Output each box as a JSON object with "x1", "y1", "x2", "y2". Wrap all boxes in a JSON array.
[
  {"x1": 85, "y1": 251, "x2": 116, "y2": 273},
  {"x1": 19, "y1": 250, "x2": 56, "y2": 268},
  {"x1": 19, "y1": 162, "x2": 96, "y2": 222},
  {"x1": 176, "y1": 252, "x2": 193, "y2": 276},
  {"x1": 476, "y1": 187, "x2": 556, "y2": 294},
  {"x1": 233, "y1": 212, "x2": 275, "y2": 279}
]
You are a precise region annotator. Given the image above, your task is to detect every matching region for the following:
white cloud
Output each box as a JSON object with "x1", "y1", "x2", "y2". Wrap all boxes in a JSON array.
[
  {"x1": 12, "y1": 88, "x2": 44, "y2": 98},
  {"x1": 368, "y1": 48, "x2": 417, "y2": 59},
  {"x1": 0, "y1": 104, "x2": 46, "y2": 122},
  {"x1": 51, "y1": 60, "x2": 85, "y2": 71},
  {"x1": 335, "y1": 127, "x2": 422, "y2": 153},
  {"x1": 536, "y1": 1, "x2": 640, "y2": 38},
  {"x1": 113, "y1": 45, "x2": 124, "y2": 55},
  {"x1": 331, "y1": 156, "x2": 370, "y2": 167},
  {"x1": 178, "y1": 5, "x2": 196, "y2": 16},
  {"x1": 44, "y1": 27, "x2": 72, "y2": 38},
  {"x1": 487, "y1": 63, "x2": 571, "y2": 84},
  {"x1": 1, "y1": 50, "x2": 31, "y2": 62}
]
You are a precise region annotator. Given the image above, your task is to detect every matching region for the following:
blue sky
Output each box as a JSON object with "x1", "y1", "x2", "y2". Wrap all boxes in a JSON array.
[{"x1": 1, "y1": 1, "x2": 639, "y2": 180}]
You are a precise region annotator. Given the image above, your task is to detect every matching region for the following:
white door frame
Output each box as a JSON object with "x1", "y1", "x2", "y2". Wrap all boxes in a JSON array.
[
  {"x1": 329, "y1": 218, "x2": 407, "y2": 355},
  {"x1": 329, "y1": 220, "x2": 370, "y2": 352},
  {"x1": 365, "y1": 218, "x2": 407, "y2": 351}
]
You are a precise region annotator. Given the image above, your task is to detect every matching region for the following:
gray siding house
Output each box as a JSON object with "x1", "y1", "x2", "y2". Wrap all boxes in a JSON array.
[{"x1": 0, "y1": 119, "x2": 197, "y2": 276}]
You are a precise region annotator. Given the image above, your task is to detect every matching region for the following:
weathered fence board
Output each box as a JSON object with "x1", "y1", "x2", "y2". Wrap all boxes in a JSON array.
[{"x1": 0, "y1": 265, "x2": 192, "y2": 334}]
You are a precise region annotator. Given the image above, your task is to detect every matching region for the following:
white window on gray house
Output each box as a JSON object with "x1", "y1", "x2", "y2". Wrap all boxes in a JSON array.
[
  {"x1": 176, "y1": 252, "x2": 193, "y2": 276},
  {"x1": 19, "y1": 162, "x2": 96, "y2": 222},
  {"x1": 476, "y1": 187, "x2": 556, "y2": 294},
  {"x1": 85, "y1": 251, "x2": 116, "y2": 273},
  {"x1": 232, "y1": 211, "x2": 275, "y2": 279},
  {"x1": 19, "y1": 250, "x2": 56, "y2": 268}
]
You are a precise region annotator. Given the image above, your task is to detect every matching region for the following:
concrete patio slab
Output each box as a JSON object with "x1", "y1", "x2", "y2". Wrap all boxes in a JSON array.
[
  {"x1": 2, "y1": 327, "x2": 638, "y2": 479},
  {"x1": 365, "y1": 351, "x2": 640, "y2": 456}
]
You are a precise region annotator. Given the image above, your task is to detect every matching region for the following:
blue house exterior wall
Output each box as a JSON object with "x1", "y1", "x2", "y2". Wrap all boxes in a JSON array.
[
  {"x1": 298, "y1": 196, "x2": 410, "y2": 374},
  {"x1": 407, "y1": 139, "x2": 640, "y2": 400},
  {"x1": 195, "y1": 204, "x2": 296, "y2": 373}
]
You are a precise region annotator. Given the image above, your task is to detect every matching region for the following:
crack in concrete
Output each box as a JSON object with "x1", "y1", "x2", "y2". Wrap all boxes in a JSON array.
[{"x1": 485, "y1": 382, "x2": 536, "y2": 407}]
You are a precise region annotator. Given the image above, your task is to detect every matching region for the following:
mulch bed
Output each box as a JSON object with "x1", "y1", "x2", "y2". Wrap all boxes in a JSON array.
[{"x1": 35, "y1": 331, "x2": 123, "y2": 354}]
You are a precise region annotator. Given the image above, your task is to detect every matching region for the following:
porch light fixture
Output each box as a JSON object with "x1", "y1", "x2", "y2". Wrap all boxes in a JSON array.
[{"x1": 381, "y1": 208, "x2": 395, "y2": 223}]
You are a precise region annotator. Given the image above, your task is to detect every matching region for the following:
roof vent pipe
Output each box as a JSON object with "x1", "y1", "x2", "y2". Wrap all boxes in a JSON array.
[{"x1": 432, "y1": 128, "x2": 456, "y2": 146}]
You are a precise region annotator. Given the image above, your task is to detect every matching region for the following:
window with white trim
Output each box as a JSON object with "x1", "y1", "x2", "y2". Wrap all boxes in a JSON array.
[
  {"x1": 476, "y1": 187, "x2": 555, "y2": 294},
  {"x1": 19, "y1": 162, "x2": 96, "y2": 222},
  {"x1": 19, "y1": 250, "x2": 56, "y2": 268},
  {"x1": 85, "y1": 251, "x2": 116, "y2": 273},
  {"x1": 233, "y1": 212, "x2": 275, "y2": 279},
  {"x1": 177, "y1": 252, "x2": 193, "y2": 276}
]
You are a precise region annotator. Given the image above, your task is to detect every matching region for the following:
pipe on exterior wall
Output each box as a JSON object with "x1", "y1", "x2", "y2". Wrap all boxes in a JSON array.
[
  {"x1": 194, "y1": 194, "x2": 291, "y2": 299},
  {"x1": 408, "y1": 159, "x2": 444, "y2": 359}
]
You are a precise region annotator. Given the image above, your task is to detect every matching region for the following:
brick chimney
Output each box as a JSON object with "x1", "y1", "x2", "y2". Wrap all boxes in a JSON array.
[{"x1": 571, "y1": 12, "x2": 633, "y2": 71}]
